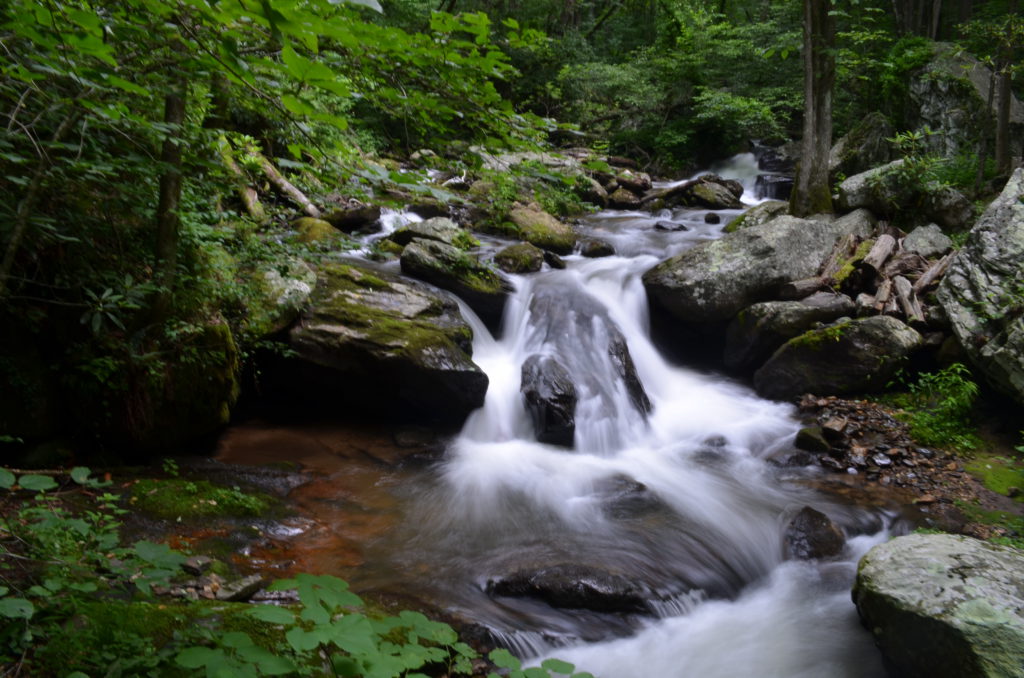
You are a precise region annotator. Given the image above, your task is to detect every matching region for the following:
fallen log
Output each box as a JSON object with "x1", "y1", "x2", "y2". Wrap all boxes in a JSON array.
[
  {"x1": 912, "y1": 254, "x2": 952, "y2": 295},
  {"x1": 819, "y1": 234, "x2": 859, "y2": 280},
  {"x1": 860, "y1": 234, "x2": 897, "y2": 276},
  {"x1": 882, "y1": 252, "x2": 929, "y2": 279},
  {"x1": 893, "y1": 275, "x2": 925, "y2": 324},
  {"x1": 873, "y1": 278, "x2": 893, "y2": 313},
  {"x1": 778, "y1": 277, "x2": 828, "y2": 300},
  {"x1": 257, "y1": 152, "x2": 321, "y2": 218},
  {"x1": 216, "y1": 135, "x2": 265, "y2": 222}
]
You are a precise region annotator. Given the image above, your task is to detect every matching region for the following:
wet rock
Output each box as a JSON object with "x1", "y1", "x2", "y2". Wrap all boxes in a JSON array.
[
  {"x1": 387, "y1": 216, "x2": 463, "y2": 247},
  {"x1": 642, "y1": 175, "x2": 743, "y2": 210},
  {"x1": 596, "y1": 475, "x2": 666, "y2": 519},
  {"x1": 323, "y1": 204, "x2": 382, "y2": 233},
  {"x1": 216, "y1": 574, "x2": 266, "y2": 602},
  {"x1": 754, "y1": 316, "x2": 922, "y2": 401},
  {"x1": 543, "y1": 251, "x2": 567, "y2": 270},
  {"x1": 784, "y1": 507, "x2": 845, "y2": 560},
  {"x1": 794, "y1": 426, "x2": 830, "y2": 453},
  {"x1": 704, "y1": 213, "x2": 721, "y2": 224},
  {"x1": 292, "y1": 217, "x2": 339, "y2": 244},
  {"x1": 509, "y1": 206, "x2": 577, "y2": 255},
  {"x1": 407, "y1": 198, "x2": 448, "y2": 220},
  {"x1": 400, "y1": 239, "x2": 513, "y2": 328},
  {"x1": 937, "y1": 169, "x2": 1024, "y2": 407},
  {"x1": 182, "y1": 555, "x2": 213, "y2": 576},
  {"x1": 494, "y1": 242, "x2": 545, "y2": 274},
  {"x1": 487, "y1": 564, "x2": 649, "y2": 614},
  {"x1": 288, "y1": 263, "x2": 487, "y2": 422},
  {"x1": 723, "y1": 200, "x2": 788, "y2": 234},
  {"x1": 608, "y1": 187, "x2": 642, "y2": 209},
  {"x1": 581, "y1": 239, "x2": 615, "y2": 258},
  {"x1": 754, "y1": 174, "x2": 792, "y2": 201},
  {"x1": 654, "y1": 221, "x2": 688, "y2": 232},
  {"x1": 616, "y1": 170, "x2": 652, "y2": 194},
  {"x1": 579, "y1": 176, "x2": 609, "y2": 207},
  {"x1": 521, "y1": 355, "x2": 576, "y2": 447},
  {"x1": 854, "y1": 533, "x2": 1024, "y2": 678}
]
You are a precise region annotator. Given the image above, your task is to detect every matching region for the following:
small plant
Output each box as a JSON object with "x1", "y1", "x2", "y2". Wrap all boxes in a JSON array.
[{"x1": 896, "y1": 362, "x2": 982, "y2": 452}]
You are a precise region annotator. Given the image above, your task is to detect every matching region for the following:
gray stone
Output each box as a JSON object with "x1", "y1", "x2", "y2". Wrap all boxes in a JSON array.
[
  {"x1": 753, "y1": 316, "x2": 922, "y2": 400},
  {"x1": 487, "y1": 564, "x2": 649, "y2": 614},
  {"x1": 216, "y1": 574, "x2": 266, "y2": 602},
  {"x1": 784, "y1": 507, "x2": 845, "y2": 560},
  {"x1": 581, "y1": 239, "x2": 615, "y2": 258},
  {"x1": 937, "y1": 169, "x2": 1024, "y2": 407},
  {"x1": 904, "y1": 223, "x2": 953, "y2": 259},
  {"x1": 400, "y1": 239, "x2": 513, "y2": 328},
  {"x1": 608, "y1": 186, "x2": 642, "y2": 209},
  {"x1": 494, "y1": 242, "x2": 545, "y2": 274},
  {"x1": 853, "y1": 533, "x2": 1024, "y2": 678},
  {"x1": 244, "y1": 258, "x2": 317, "y2": 339},
  {"x1": 922, "y1": 185, "x2": 974, "y2": 230},
  {"x1": 521, "y1": 355, "x2": 576, "y2": 447},
  {"x1": 182, "y1": 555, "x2": 213, "y2": 576},
  {"x1": 723, "y1": 200, "x2": 788, "y2": 233},
  {"x1": 643, "y1": 214, "x2": 875, "y2": 325},
  {"x1": 724, "y1": 294, "x2": 857, "y2": 372},
  {"x1": 828, "y1": 111, "x2": 897, "y2": 179},
  {"x1": 837, "y1": 162, "x2": 973, "y2": 228},
  {"x1": 387, "y1": 216, "x2": 463, "y2": 247}
]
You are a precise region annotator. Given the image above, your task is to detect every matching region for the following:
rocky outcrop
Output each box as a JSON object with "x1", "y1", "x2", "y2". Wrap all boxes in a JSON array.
[
  {"x1": 854, "y1": 533, "x2": 1024, "y2": 678},
  {"x1": 724, "y1": 292, "x2": 856, "y2": 372},
  {"x1": 521, "y1": 355, "x2": 576, "y2": 446},
  {"x1": 288, "y1": 263, "x2": 488, "y2": 421},
  {"x1": 643, "y1": 213, "x2": 874, "y2": 325},
  {"x1": 243, "y1": 258, "x2": 317, "y2": 339},
  {"x1": 753, "y1": 316, "x2": 922, "y2": 401},
  {"x1": 836, "y1": 162, "x2": 973, "y2": 229},
  {"x1": 937, "y1": 169, "x2": 1024, "y2": 407},
  {"x1": 494, "y1": 242, "x2": 545, "y2": 274},
  {"x1": 487, "y1": 564, "x2": 649, "y2": 614},
  {"x1": 784, "y1": 506, "x2": 845, "y2": 560},
  {"x1": 508, "y1": 206, "x2": 577, "y2": 255},
  {"x1": 400, "y1": 239, "x2": 513, "y2": 327},
  {"x1": 828, "y1": 111, "x2": 896, "y2": 180}
]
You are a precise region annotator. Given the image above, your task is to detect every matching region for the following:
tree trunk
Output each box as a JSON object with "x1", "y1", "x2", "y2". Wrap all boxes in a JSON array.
[
  {"x1": 975, "y1": 66, "x2": 996, "y2": 193},
  {"x1": 994, "y1": 0, "x2": 1017, "y2": 175},
  {"x1": 790, "y1": 0, "x2": 835, "y2": 218},
  {"x1": 151, "y1": 86, "x2": 187, "y2": 323}
]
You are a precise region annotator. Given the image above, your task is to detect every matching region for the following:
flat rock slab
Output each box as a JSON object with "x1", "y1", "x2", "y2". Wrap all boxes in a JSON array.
[{"x1": 854, "y1": 533, "x2": 1024, "y2": 678}]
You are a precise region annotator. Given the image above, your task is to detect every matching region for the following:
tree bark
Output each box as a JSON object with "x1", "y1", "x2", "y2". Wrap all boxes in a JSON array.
[
  {"x1": 151, "y1": 86, "x2": 186, "y2": 323},
  {"x1": 216, "y1": 135, "x2": 265, "y2": 222},
  {"x1": 994, "y1": 0, "x2": 1017, "y2": 175},
  {"x1": 790, "y1": 0, "x2": 835, "y2": 218},
  {"x1": 257, "y1": 153, "x2": 320, "y2": 218}
]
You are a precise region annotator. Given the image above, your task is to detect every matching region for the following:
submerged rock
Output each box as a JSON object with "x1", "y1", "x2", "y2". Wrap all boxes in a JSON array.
[
  {"x1": 937, "y1": 169, "x2": 1024, "y2": 407},
  {"x1": 487, "y1": 564, "x2": 649, "y2": 614},
  {"x1": 784, "y1": 507, "x2": 844, "y2": 560},
  {"x1": 288, "y1": 263, "x2": 487, "y2": 422},
  {"x1": 400, "y1": 238, "x2": 513, "y2": 328},
  {"x1": 521, "y1": 355, "x2": 576, "y2": 446},
  {"x1": 854, "y1": 533, "x2": 1024, "y2": 678},
  {"x1": 753, "y1": 316, "x2": 922, "y2": 401}
]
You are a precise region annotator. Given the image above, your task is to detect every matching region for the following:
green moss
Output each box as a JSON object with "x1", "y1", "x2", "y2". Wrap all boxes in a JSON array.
[
  {"x1": 292, "y1": 217, "x2": 339, "y2": 244},
  {"x1": 833, "y1": 239, "x2": 876, "y2": 288},
  {"x1": 130, "y1": 479, "x2": 276, "y2": 520},
  {"x1": 966, "y1": 454, "x2": 1024, "y2": 500},
  {"x1": 787, "y1": 321, "x2": 850, "y2": 350}
]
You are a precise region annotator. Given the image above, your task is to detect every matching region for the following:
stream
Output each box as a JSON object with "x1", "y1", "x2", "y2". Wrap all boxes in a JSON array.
[{"x1": 222, "y1": 154, "x2": 901, "y2": 677}]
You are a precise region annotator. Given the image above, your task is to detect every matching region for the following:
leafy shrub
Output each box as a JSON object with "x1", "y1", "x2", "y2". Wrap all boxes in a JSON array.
[{"x1": 893, "y1": 362, "x2": 982, "y2": 452}]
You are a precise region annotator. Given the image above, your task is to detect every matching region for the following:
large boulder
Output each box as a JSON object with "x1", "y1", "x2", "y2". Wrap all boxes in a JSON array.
[
  {"x1": 784, "y1": 506, "x2": 845, "y2": 560},
  {"x1": 521, "y1": 355, "x2": 576, "y2": 446},
  {"x1": 288, "y1": 263, "x2": 488, "y2": 421},
  {"x1": 494, "y1": 242, "x2": 545, "y2": 274},
  {"x1": 853, "y1": 533, "x2": 1024, "y2": 678},
  {"x1": 903, "y1": 223, "x2": 953, "y2": 259},
  {"x1": 508, "y1": 206, "x2": 577, "y2": 255},
  {"x1": 387, "y1": 216, "x2": 463, "y2": 247},
  {"x1": 243, "y1": 258, "x2": 317, "y2": 339},
  {"x1": 937, "y1": 169, "x2": 1024, "y2": 407},
  {"x1": 724, "y1": 293, "x2": 857, "y2": 372},
  {"x1": 643, "y1": 212, "x2": 875, "y2": 325},
  {"x1": 723, "y1": 200, "x2": 788, "y2": 234},
  {"x1": 486, "y1": 564, "x2": 649, "y2": 614},
  {"x1": 322, "y1": 204, "x2": 381, "y2": 233},
  {"x1": 753, "y1": 315, "x2": 922, "y2": 400},
  {"x1": 828, "y1": 111, "x2": 897, "y2": 180},
  {"x1": 908, "y1": 44, "x2": 1024, "y2": 160},
  {"x1": 400, "y1": 238, "x2": 513, "y2": 328},
  {"x1": 836, "y1": 161, "x2": 973, "y2": 229}
]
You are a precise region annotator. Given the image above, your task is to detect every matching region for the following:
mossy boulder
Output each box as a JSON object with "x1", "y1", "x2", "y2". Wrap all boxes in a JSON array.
[
  {"x1": 287, "y1": 262, "x2": 487, "y2": 422},
  {"x1": 753, "y1": 315, "x2": 922, "y2": 401},
  {"x1": 608, "y1": 187, "x2": 642, "y2": 209},
  {"x1": 242, "y1": 258, "x2": 317, "y2": 339},
  {"x1": 836, "y1": 162, "x2": 972, "y2": 229},
  {"x1": 399, "y1": 238, "x2": 513, "y2": 328},
  {"x1": 292, "y1": 217, "x2": 339, "y2": 244},
  {"x1": 723, "y1": 200, "x2": 788, "y2": 234},
  {"x1": 508, "y1": 206, "x2": 577, "y2": 255},
  {"x1": 828, "y1": 111, "x2": 897, "y2": 180},
  {"x1": 387, "y1": 217, "x2": 463, "y2": 247},
  {"x1": 854, "y1": 533, "x2": 1024, "y2": 678},
  {"x1": 643, "y1": 213, "x2": 875, "y2": 326},
  {"x1": 645, "y1": 175, "x2": 743, "y2": 210},
  {"x1": 494, "y1": 242, "x2": 545, "y2": 274}
]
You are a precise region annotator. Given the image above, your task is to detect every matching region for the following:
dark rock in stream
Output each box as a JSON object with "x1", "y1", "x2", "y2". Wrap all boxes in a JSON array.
[
  {"x1": 581, "y1": 239, "x2": 615, "y2": 258},
  {"x1": 486, "y1": 564, "x2": 649, "y2": 614},
  {"x1": 322, "y1": 204, "x2": 382, "y2": 233},
  {"x1": 784, "y1": 506, "x2": 845, "y2": 560},
  {"x1": 521, "y1": 355, "x2": 577, "y2": 447}
]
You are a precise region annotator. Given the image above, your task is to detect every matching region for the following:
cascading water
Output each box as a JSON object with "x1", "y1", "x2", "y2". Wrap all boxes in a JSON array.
[{"x1": 344, "y1": 155, "x2": 898, "y2": 676}]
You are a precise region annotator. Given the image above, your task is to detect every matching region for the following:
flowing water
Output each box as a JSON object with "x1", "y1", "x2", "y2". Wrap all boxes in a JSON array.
[{"x1": 230, "y1": 155, "x2": 900, "y2": 676}]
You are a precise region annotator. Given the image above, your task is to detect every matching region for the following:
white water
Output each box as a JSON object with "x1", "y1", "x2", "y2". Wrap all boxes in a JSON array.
[{"x1": 355, "y1": 155, "x2": 894, "y2": 677}]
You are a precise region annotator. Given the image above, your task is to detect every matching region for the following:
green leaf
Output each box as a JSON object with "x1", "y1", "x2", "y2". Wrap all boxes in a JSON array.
[
  {"x1": 340, "y1": 0, "x2": 383, "y2": 12},
  {"x1": 0, "y1": 469, "x2": 14, "y2": 490},
  {"x1": 286, "y1": 627, "x2": 321, "y2": 652},
  {"x1": 18, "y1": 474, "x2": 57, "y2": 492},
  {"x1": 248, "y1": 605, "x2": 296, "y2": 625},
  {"x1": 235, "y1": 645, "x2": 296, "y2": 675},
  {"x1": 0, "y1": 597, "x2": 35, "y2": 619},
  {"x1": 132, "y1": 540, "x2": 187, "y2": 568},
  {"x1": 175, "y1": 646, "x2": 221, "y2": 669},
  {"x1": 541, "y1": 658, "x2": 576, "y2": 675},
  {"x1": 489, "y1": 649, "x2": 522, "y2": 670},
  {"x1": 221, "y1": 631, "x2": 255, "y2": 649},
  {"x1": 70, "y1": 467, "x2": 92, "y2": 485}
]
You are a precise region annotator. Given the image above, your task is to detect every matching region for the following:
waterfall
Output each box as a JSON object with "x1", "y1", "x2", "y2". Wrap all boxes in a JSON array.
[{"x1": 353, "y1": 155, "x2": 894, "y2": 677}]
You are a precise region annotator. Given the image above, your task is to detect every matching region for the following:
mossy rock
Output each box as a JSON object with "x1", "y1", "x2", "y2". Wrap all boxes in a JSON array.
[
  {"x1": 724, "y1": 200, "x2": 788, "y2": 234},
  {"x1": 129, "y1": 478, "x2": 278, "y2": 520},
  {"x1": 494, "y1": 242, "x2": 545, "y2": 274},
  {"x1": 508, "y1": 206, "x2": 576, "y2": 255},
  {"x1": 292, "y1": 217, "x2": 339, "y2": 244},
  {"x1": 242, "y1": 258, "x2": 317, "y2": 340}
]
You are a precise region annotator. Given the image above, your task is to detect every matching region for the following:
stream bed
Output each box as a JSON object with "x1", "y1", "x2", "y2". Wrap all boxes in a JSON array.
[{"x1": 218, "y1": 155, "x2": 903, "y2": 677}]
